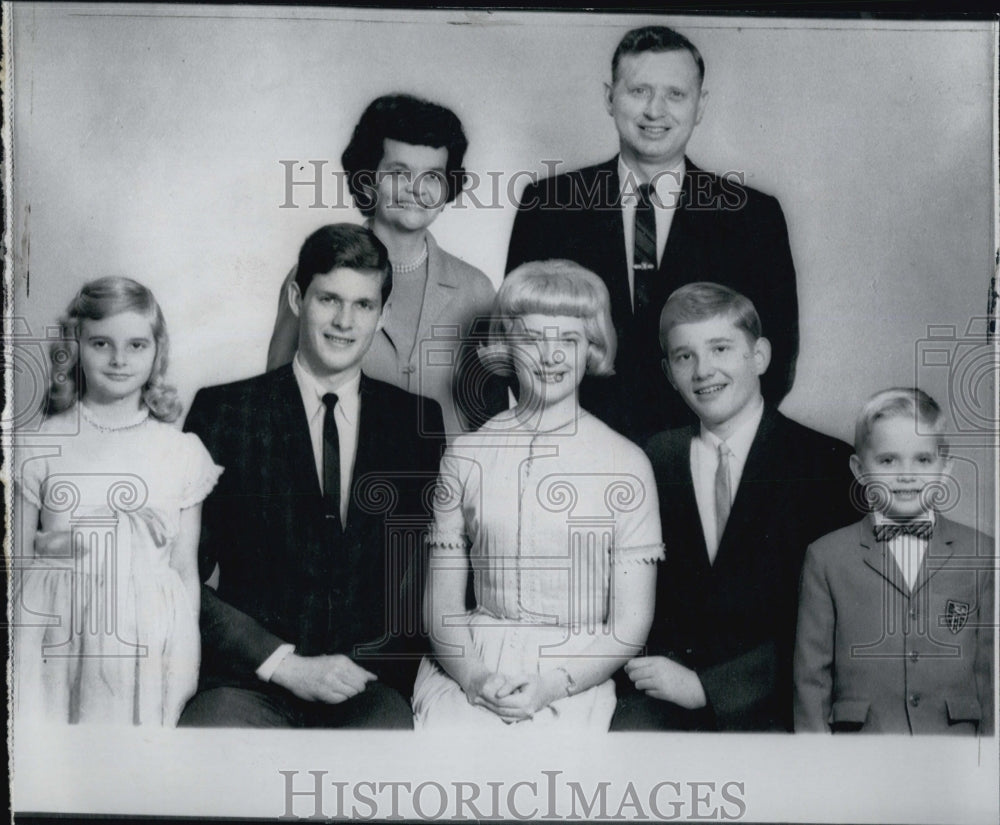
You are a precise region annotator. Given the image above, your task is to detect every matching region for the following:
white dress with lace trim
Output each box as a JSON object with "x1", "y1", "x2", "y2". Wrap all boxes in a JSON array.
[
  {"x1": 13, "y1": 406, "x2": 223, "y2": 726},
  {"x1": 413, "y1": 411, "x2": 663, "y2": 729}
]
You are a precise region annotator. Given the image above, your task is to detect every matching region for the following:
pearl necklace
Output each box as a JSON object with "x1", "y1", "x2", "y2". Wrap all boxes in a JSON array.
[
  {"x1": 390, "y1": 243, "x2": 429, "y2": 274},
  {"x1": 78, "y1": 402, "x2": 150, "y2": 433}
]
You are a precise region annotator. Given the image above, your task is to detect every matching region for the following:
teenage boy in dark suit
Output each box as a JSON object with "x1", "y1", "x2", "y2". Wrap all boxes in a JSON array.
[{"x1": 612, "y1": 282, "x2": 854, "y2": 731}]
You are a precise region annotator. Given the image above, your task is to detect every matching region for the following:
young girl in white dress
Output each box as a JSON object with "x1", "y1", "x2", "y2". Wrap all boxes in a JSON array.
[
  {"x1": 13, "y1": 277, "x2": 222, "y2": 726},
  {"x1": 412, "y1": 260, "x2": 663, "y2": 729}
]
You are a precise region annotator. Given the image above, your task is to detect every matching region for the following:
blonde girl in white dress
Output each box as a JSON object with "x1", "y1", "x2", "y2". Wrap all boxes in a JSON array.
[
  {"x1": 412, "y1": 260, "x2": 663, "y2": 729},
  {"x1": 13, "y1": 277, "x2": 222, "y2": 725}
]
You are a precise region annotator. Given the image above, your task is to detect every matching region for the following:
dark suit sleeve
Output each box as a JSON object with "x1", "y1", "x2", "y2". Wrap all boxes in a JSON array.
[
  {"x1": 423, "y1": 399, "x2": 446, "y2": 469},
  {"x1": 395, "y1": 397, "x2": 446, "y2": 670},
  {"x1": 697, "y1": 642, "x2": 778, "y2": 730},
  {"x1": 199, "y1": 586, "x2": 286, "y2": 673},
  {"x1": 506, "y1": 181, "x2": 545, "y2": 275},
  {"x1": 183, "y1": 387, "x2": 287, "y2": 672},
  {"x1": 811, "y1": 438, "x2": 858, "y2": 540},
  {"x1": 750, "y1": 196, "x2": 799, "y2": 405},
  {"x1": 409, "y1": 395, "x2": 446, "y2": 483}
]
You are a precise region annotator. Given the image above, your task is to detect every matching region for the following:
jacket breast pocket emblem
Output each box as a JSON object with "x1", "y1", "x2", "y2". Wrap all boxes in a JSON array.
[{"x1": 945, "y1": 599, "x2": 970, "y2": 634}]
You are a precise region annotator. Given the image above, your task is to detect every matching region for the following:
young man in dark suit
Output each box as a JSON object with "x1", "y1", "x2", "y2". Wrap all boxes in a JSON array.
[
  {"x1": 612, "y1": 282, "x2": 855, "y2": 731},
  {"x1": 506, "y1": 25, "x2": 798, "y2": 443},
  {"x1": 179, "y1": 224, "x2": 444, "y2": 728}
]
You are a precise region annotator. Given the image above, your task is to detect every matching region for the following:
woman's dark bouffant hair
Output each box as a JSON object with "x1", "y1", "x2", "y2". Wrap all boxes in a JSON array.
[
  {"x1": 47, "y1": 276, "x2": 183, "y2": 422},
  {"x1": 340, "y1": 94, "x2": 468, "y2": 216}
]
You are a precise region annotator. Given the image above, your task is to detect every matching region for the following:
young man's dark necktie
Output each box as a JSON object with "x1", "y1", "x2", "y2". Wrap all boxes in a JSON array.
[
  {"x1": 322, "y1": 392, "x2": 341, "y2": 523},
  {"x1": 632, "y1": 182, "x2": 657, "y2": 314}
]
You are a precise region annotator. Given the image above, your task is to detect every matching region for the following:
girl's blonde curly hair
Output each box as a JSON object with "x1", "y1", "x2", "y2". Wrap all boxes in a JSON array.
[{"x1": 47, "y1": 276, "x2": 182, "y2": 423}]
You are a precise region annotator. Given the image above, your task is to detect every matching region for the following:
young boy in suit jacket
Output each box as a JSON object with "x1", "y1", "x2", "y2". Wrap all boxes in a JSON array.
[
  {"x1": 794, "y1": 388, "x2": 994, "y2": 735},
  {"x1": 612, "y1": 282, "x2": 856, "y2": 731}
]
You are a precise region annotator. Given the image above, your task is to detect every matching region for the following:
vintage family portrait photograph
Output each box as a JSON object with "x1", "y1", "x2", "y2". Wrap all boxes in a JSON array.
[{"x1": 4, "y1": 4, "x2": 998, "y2": 823}]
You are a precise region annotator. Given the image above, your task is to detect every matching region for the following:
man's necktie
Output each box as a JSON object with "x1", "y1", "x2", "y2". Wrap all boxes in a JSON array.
[
  {"x1": 711, "y1": 442, "x2": 733, "y2": 563},
  {"x1": 632, "y1": 182, "x2": 657, "y2": 314},
  {"x1": 874, "y1": 520, "x2": 933, "y2": 542},
  {"x1": 322, "y1": 392, "x2": 341, "y2": 522}
]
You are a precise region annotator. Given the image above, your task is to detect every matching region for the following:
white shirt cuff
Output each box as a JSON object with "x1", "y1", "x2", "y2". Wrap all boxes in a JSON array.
[{"x1": 256, "y1": 643, "x2": 295, "y2": 682}]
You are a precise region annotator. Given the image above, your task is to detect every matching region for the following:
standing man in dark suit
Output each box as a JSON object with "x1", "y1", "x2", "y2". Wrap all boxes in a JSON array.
[
  {"x1": 612, "y1": 283, "x2": 855, "y2": 731},
  {"x1": 507, "y1": 25, "x2": 798, "y2": 443},
  {"x1": 180, "y1": 224, "x2": 444, "y2": 728}
]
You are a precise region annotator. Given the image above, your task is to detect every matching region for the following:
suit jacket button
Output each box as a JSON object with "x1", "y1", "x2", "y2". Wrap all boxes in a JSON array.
[{"x1": 909, "y1": 693, "x2": 920, "y2": 706}]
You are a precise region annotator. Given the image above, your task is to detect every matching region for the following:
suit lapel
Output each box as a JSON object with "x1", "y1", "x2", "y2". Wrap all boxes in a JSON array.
[
  {"x1": 588, "y1": 158, "x2": 632, "y2": 324},
  {"x1": 345, "y1": 375, "x2": 381, "y2": 531},
  {"x1": 419, "y1": 232, "x2": 461, "y2": 329},
  {"x1": 911, "y1": 516, "x2": 956, "y2": 595},
  {"x1": 269, "y1": 364, "x2": 322, "y2": 497},
  {"x1": 666, "y1": 427, "x2": 713, "y2": 573},
  {"x1": 713, "y1": 408, "x2": 778, "y2": 567},
  {"x1": 379, "y1": 233, "x2": 459, "y2": 359},
  {"x1": 660, "y1": 157, "x2": 700, "y2": 274},
  {"x1": 377, "y1": 311, "x2": 405, "y2": 361},
  {"x1": 859, "y1": 514, "x2": 911, "y2": 599}
]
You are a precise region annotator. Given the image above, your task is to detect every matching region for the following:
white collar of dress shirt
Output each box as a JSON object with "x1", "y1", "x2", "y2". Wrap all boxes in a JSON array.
[
  {"x1": 618, "y1": 154, "x2": 686, "y2": 207},
  {"x1": 698, "y1": 396, "x2": 765, "y2": 463},
  {"x1": 292, "y1": 352, "x2": 361, "y2": 425}
]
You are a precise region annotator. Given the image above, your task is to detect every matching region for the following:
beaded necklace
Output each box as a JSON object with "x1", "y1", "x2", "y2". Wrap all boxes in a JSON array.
[
  {"x1": 78, "y1": 402, "x2": 150, "y2": 433},
  {"x1": 390, "y1": 242, "x2": 429, "y2": 274}
]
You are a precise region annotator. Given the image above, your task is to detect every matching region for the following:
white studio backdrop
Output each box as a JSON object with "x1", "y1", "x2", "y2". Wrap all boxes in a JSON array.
[{"x1": 6, "y1": 7, "x2": 999, "y2": 823}]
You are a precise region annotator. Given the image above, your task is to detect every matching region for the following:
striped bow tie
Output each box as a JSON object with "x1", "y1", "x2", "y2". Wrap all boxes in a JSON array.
[{"x1": 874, "y1": 520, "x2": 934, "y2": 542}]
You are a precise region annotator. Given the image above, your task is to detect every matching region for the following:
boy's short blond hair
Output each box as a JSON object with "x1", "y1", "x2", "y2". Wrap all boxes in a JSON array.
[
  {"x1": 853, "y1": 387, "x2": 950, "y2": 455},
  {"x1": 658, "y1": 281, "x2": 762, "y2": 352}
]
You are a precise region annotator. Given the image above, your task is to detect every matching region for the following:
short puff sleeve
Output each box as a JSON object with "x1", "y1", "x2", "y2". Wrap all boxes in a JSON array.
[
  {"x1": 427, "y1": 447, "x2": 470, "y2": 553},
  {"x1": 179, "y1": 432, "x2": 224, "y2": 509},
  {"x1": 14, "y1": 443, "x2": 49, "y2": 510},
  {"x1": 610, "y1": 450, "x2": 664, "y2": 566}
]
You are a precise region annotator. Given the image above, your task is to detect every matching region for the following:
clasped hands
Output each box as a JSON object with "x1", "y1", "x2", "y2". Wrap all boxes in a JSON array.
[{"x1": 464, "y1": 669, "x2": 565, "y2": 724}]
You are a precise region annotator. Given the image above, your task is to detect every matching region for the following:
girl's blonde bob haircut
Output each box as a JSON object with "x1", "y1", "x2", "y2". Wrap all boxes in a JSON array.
[
  {"x1": 489, "y1": 259, "x2": 617, "y2": 377},
  {"x1": 47, "y1": 276, "x2": 183, "y2": 423}
]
